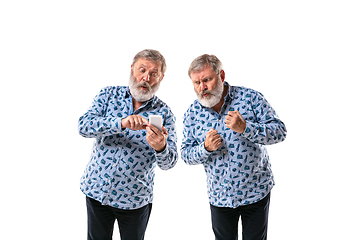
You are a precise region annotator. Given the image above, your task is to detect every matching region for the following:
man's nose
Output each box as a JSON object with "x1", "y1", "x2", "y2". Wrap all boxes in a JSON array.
[
  {"x1": 200, "y1": 82, "x2": 207, "y2": 91},
  {"x1": 142, "y1": 73, "x2": 150, "y2": 82}
]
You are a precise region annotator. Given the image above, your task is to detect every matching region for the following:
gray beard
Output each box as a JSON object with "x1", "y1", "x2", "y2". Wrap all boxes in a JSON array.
[
  {"x1": 128, "y1": 74, "x2": 160, "y2": 102},
  {"x1": 196, "y1": 79, "x2": 224, "y2": 108}
]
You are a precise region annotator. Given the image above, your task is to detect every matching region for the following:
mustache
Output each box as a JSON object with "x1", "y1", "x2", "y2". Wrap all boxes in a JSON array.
[
  {"x1": 199, "y1": 89, "x2": 213, "y2": 97},
  {"x1": 136, "y1": 81, "x2": 151, "y2": 90},
  {"x1": 138, "y1": 82, "x2": 150, "y2": 88}
]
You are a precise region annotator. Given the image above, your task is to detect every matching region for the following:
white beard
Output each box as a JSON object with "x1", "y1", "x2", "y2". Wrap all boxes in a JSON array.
[
  {"x1": 128, "y1": 74, "x2": 160, "y2": 102},
  {"x1": 196, "y1": 79, "x2": 224, "y2": 108}
]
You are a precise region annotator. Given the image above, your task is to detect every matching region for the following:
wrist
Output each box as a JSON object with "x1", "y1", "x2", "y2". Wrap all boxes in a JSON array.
[
  {"x1": 239, "y1": 121, "x2": 246, "y2": 133},
  {"x1": 204, "y1": 142, "x2": 212, "y2": 152},
  {"x1": 120, "y1": 118, "x2": 126, "y2": 130},
  {"x1": 155, "y1": 144, "x2": 166, "y2": 153}
]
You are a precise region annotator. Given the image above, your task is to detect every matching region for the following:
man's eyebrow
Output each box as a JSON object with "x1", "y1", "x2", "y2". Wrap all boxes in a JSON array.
[
  {"x1": 199, "y1": 75, "x2": 211, "y2": 81},
  {"x1": 140, "y1": 64, "x2": 159, "y2": 72},
  {"x1": 192, "y1": 76, "x2": 209, "y2": 82}
]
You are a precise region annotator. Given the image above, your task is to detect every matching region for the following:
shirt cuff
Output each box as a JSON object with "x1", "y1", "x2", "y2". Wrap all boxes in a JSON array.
[
  {"x1": 154, "y1": 144, "x2": 168, "y2": 157},
  {"x1": 199, "y1": 142, "x2": 212, "y2": 159},
  {"x1": 114, "y1": 118, "x2": 124, "y2": 131},
  {"x1": 241, "y1": 121, "x2": 254, "y2": 139}
]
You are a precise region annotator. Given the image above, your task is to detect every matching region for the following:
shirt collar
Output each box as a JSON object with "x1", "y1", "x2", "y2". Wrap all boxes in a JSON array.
[
  {"x1": 224, "y1": 81, "x2": 235, "y2": 101},
  {"x1": 125, "y1": 87, "x2": 131, "y2": 98}
]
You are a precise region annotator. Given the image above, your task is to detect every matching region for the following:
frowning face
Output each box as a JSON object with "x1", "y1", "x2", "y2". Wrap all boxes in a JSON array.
[{"x1": 190, "y1": 65, "x2": 224, "y2": 108}]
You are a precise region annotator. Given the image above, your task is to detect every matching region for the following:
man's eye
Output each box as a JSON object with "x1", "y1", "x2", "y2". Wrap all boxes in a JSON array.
[
  {"x1": 152, "y1": 73, "x2": 158, "y2": 77},
  {"x1": 140, "y1": 69, "x2": 145, "y2": 73}
]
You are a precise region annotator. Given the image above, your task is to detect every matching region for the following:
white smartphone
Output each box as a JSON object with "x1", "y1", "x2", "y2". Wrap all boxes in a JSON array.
[{"x1": 149, "y1": 115, "x2": 163, "y2": 131}]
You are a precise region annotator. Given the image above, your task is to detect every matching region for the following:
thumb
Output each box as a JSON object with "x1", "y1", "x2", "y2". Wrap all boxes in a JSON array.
[
  {"x1": 162, "y1": 126, "x2": 168, "y2": 135},
  {"x1": 236, "y1": 110, "x2": 243, "y2": 118}
]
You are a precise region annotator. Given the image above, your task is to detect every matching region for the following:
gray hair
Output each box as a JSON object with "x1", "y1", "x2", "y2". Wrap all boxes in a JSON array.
[
  {"x1": 188, "y1": 54, "x2": 223, "y2": 77},
  {"x1": 132, "y1": 49, "x2": 167, "y2": 76}
]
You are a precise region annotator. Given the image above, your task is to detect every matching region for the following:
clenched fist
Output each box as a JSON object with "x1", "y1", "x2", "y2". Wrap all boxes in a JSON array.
[
  {"x1": 204, "y1": 128, "x2": 222, "y2": 152},
  {"x1": 225, "y1": 110, "x2": 246, "y2": 133}
]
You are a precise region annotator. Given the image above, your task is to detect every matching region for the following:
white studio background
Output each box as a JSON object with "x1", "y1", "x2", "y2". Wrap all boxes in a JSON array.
[{"x1": 1, "y1": 1, "x2": 359, "y2": 239}]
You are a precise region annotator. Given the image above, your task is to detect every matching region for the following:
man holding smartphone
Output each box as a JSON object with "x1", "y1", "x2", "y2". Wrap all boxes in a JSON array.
[
  {"x1": 181, "y1": 54, "x2": 287, "y2": 240},
  {"x1": 78, "y1": 49, "x2": 178, "y2": 240}
]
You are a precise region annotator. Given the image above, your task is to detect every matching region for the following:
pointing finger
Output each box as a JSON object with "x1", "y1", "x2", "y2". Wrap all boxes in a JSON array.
[{"x1": 141, "y1": 117, "x2": 149, "y2": 126}]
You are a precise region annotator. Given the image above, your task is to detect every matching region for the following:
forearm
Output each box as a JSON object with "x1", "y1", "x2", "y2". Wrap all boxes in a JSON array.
[
  {"x1": 155, "y1": 143, "x2": 178, "y2": 170},
  {"x1": 78, "y1": 87, "x2": 124, "y2": 138},
  {"x1": 155, "y1": 114, "x2": 178, "y2": 170},
  {"x1": 78, "y1": 114, "x2": 122, "y2": 138},
  {"x1": 241, "y1": 90, "x2": 287, "y2": 145},
  {"x1": 242, "y1": 119, "x2": 287, "y2": 145},
  {"x1": 180, "y1": 142, "x2": 211, "y2": 165}
]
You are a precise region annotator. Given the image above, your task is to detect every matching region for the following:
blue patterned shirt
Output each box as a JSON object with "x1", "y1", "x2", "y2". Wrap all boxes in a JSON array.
[
  {"x1": 181, "y1": 83, "x2": 287, "y2": 208},
  {"x1": 79, "y1": 86, "x2": 178, "y2": 210}
]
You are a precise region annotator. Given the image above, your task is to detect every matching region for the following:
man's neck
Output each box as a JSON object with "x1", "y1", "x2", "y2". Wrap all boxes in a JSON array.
[{"x1": 132, "y1": 99, "x2": 144, "y2": 112}]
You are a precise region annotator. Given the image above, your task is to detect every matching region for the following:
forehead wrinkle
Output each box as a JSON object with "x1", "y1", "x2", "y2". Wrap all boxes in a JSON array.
[
  {"x1": 191, "y1": 66, "x2": 216, "y2": 79},
  {"x1": 139, "y1": 63, "x2": 159, "y2": 73},
  {"x1": 191, "y1": 72, "x2": 216, "y2": 82}
]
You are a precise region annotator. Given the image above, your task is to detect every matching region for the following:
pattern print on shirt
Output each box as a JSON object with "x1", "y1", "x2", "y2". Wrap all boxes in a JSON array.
[
  {"x1": 181, "y1": 83, "x2": 286, "y2": 208},
  {"x1": 79, "y1": 86, "x2": 177, "y2": 210}
]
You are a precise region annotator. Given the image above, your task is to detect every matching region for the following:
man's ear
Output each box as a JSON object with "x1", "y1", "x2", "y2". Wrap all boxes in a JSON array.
[
  {"x1": 220, "y1": 70, "x2": 225, "y2": 82},
  {"x1": 160, "y1": 74, "x2": 165, "y2": 82}
]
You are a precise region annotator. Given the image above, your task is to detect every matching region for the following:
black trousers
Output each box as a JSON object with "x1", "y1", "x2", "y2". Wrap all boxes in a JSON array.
[
  {"x1": 210, "y1": 193, "x2": 271, "y2": 240},
  {"x1": 86, "y1": 197, "x2": 152, "y2": 240}
]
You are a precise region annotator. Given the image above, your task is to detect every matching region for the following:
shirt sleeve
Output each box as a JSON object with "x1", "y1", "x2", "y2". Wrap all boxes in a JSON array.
[
  {"x1": 154, "y1": 109, "x2": 178, "y2": 170},
  {"x1": 241, "y1": 90, "x2": 287, "y2": 145},
  {"x1": 180, "y1": 110, "x2": 212, "y2": 165},
  {"x1": 78, "y1": 87, "x2": 123, "y2": 138}
]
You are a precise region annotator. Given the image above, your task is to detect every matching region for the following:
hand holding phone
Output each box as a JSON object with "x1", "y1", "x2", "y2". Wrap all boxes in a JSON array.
[
  {"x1": 149, "y1": 115, "x2": 163, "y2": 131},
  {"x1": 147, "y1": 115, "x2": 167, "y2": 152}
]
